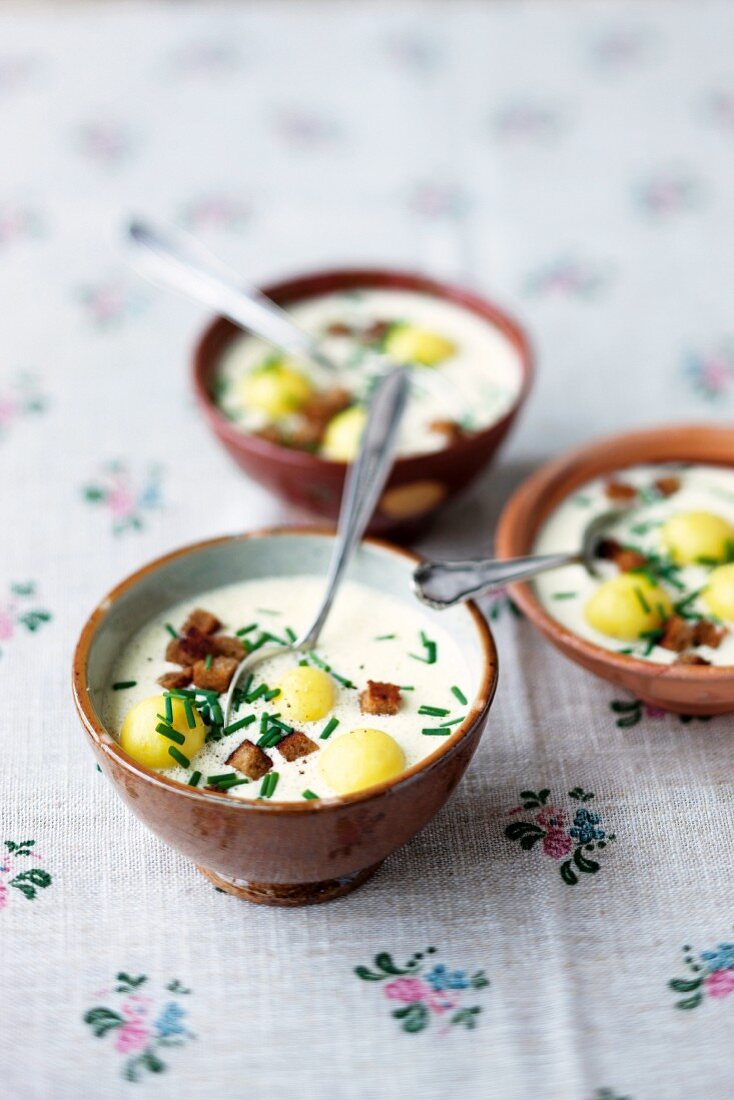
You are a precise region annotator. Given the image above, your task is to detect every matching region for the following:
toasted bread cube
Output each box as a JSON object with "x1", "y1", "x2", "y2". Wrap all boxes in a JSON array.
[
  {"x1": 675, "y1": 653, "x2": 711, "y2": 666},
  {"x1": 211, "y1": 634, "x2": 247, "y2": 661},
  {"x1": 654, "y1": 476, "x2": 681, "y2": 498},
  {"x1": 604, "y1": 480, "x2": 637, "y2": 503},
  {"x1": 596, "y1": 538, "x2": 647, "y2": 573},
  {"x1": 693, "y1": 619, "x2": 727, "y2": 649},
  {"x1": 429, "y1": 419, "x2": 464, "y2": 442},
  {"x1": 660, "y1": 616, "x2": 695, "y2": 653},
  {"x1": 277, "y1": 731, "x2": 319, "y2": 762},
  {"x1": 192, "y1": 655, "x2": 238, "y2": 693},
  {"x1": 226, "y1": 739, "x2": 272, "y2": 780},
  {"x1": 359, "y1": 680, "x2": 402, "y2": 716},
  {"x1": 157, "y1": 668, "x2": 193, "y2": 690},
  {"x1": 182, "y1": 608, "x2": 221, "y2": 636},
  {"x1": 166, "y1": 627, "x2": 215, "y2": 666}
]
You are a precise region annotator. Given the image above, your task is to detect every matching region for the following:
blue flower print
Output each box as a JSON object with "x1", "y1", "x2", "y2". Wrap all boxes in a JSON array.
[
  {"x1": 154, "y1": 1002, "x2": 188, "y2": 1039},
  {"x1": 700, "y1": 943, "x2": 734, "y2": 972},
  {"x1": 569, "y1": 808, "x2": 605, "y2": 845},
  {"x1": 425, "y1": 964, "x2": 470, "y2": 992}
]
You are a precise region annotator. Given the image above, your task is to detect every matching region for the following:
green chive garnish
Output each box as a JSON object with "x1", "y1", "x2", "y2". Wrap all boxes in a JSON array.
[
  {"x1": 263, "y1": 687, "x2": 281, "y2": 702},
  {"x1": 399, "y1": 685, "x2": 415, "y2": 691},
  {"x1": 375, "y1": 634, "x2": 396, "y2": 641},
  {"x1": 207, "y1": 773, "x2": 236, "y2": 785},
  {"x1": 164, "y1": 695, "x2": 173, "y2": 723},
  {"x1": 165, "y1": 623, "x2": 178, "y2": 639},
  {"x1": 210, "y1": 700, "x2": 224, "y2": 725},
  {"x1": 246, "y1": 683, "x2": 269, "y2": 703},
  {"x1": 418, "y1": 705, "x2": 449, "y2": 717},
  {"x1": 305, "y1": 652, "x2": 356, "y2": 689},
  {"x1": 257, "y1": 608, "x2": 281, "y2": 615},
  {"x1": 421, "y1": 727, "x2": 451, "y2": 736},
  {"x1": 112, "y1": 680, "x2": 136, "y2": 690},
  {"x1": 439, "y1": 716, "x2": 465, "y2": 727},
  {"x1": 235, "y1": 623, "x2": 258, "y2": 637},
  {"x1": 411, "y1": 631, "x2": 437, "y2": 664},
  {"x1": 168, "y1": 746, "x2": 190, "y2": 767},
  {"x1": 223, "y1": 715, "x2": 256, "y2": 735},
  {"x1": 155, "y1": 722, "x2": 185, "y2": 745},
  {"x1": 302, "y1": 790, "x2": 319, "y2": 800},
  {"x1": 634, "y1": 587, "x2": 651, "y2": 614},
  {"x1": 183, "y1": 698, "x2": 196, "y2": 728},
  {"x1": 552, "y1": 592, "x2": 577, "y2": 600},
  {"x1": 320, "y1": 716, "x2": 339, "y2": 740},
  {"x1": 451, "y1": 686, "x2": 468, "y2": 705},
  {"x1": 205, "y1": 654, "x2": 213, "y2": 669},
  {"x1": 285, "y1": 626, "x2": 297, "y2": 643},
  {"x1": 188, "y1": 771, "x2": 201, "y2": 786}
]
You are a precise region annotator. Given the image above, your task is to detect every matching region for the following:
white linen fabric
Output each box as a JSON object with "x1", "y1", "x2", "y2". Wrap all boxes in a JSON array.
[{"x1": 2, "y1": 3, "x2": 734, "y2": 1098}]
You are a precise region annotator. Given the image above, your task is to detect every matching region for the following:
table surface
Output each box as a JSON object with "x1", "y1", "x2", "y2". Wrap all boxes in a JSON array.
[{"x1": 3, "y1": 3, "x2": 734, "y2": 1098}]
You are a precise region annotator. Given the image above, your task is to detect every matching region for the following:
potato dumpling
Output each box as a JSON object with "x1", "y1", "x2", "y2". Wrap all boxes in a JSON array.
[
  {"x1": 277, "y1": 665, "x2": 336, "y2": 723},
  {"x1": 384, "y1": 324, "x2": 456, "y2": 367},
  {"x1": 661, "y1": 511, "x2": 734, "y2": 565},
  {"x1": 120, "y1": 694, "x2": 206, "y2": 770},
  {"x1": 318, "y1": 727, "x2": 405, "y2": 795},
  {"x1": 703, "y1": 563, "x2": 734, "y2": 621},
  {"x1": 321, "y1": 406, "x2": 366, "y2": 461},
  {"x1": 238, "y1": 359, "x2": 313, "y2": 419},
  {"x1": 584, "y1": 574, "x2": 672, "y2": 640}
]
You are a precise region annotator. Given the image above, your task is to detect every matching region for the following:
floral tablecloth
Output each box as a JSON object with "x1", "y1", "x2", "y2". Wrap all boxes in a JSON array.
[{"x1": 2, "y1": 2, "x2": 734, "y2": 1098}]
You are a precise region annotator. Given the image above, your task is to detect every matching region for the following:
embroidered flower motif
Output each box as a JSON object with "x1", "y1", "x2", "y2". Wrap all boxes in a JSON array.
[
  {"x1": 524, "y1": 258, "x2": 610, "y2": 299},
  {"x1": 609, "y1": 698, "x2": 712, "y2": 728},
  {"x1": 272, "y1": 108, "x2": 341, "y2": 148},
  {"x1": 635, "y1": 171, "x2": 701, "y2": 217},
  {"x1": 84, "y1": 973, "x2": 194, "y2": 1081},
  {"x1": 406, "y1": 182, "x2": 469, "y2": 220},
  {"x1": 0, "y1": 375, "x2": 46, "y2": 440},
  {"x1": 505, "y1": 787, "x2": 616, "y2": 885},
  {"x1": 589, "y1": 27, "x2": 651, "y2": 68},
  {"x1": 0, "y1": 202, "x2": 43, "y2": 246},
  {"x1": 669, "y1": 936, "x2": 734, "y2": 1009},
  {"x1": 355, "y1": 949, "x2": 489, "y2": 1034},
  {"x1": 684, "y1": 342, "x2": 734, "y2": 401},
  {"x1": 179, "y1": 194, "x2": 250, "y2": 234},
  {"x1": 76, "y1": 121, "x2": 136, "y2": 166},
  {"x1": 492, "y1": 101, "x2": 565, "y2": 143},
  {"x1": 0, "y1": 582, "x2": 52, "y2": 659},
  {"x1": 82, "y1": 461, "x2": 164, "y2": 535},
  {"x1": 0, "y1": 840, "x2": 52, "y2": 907}
]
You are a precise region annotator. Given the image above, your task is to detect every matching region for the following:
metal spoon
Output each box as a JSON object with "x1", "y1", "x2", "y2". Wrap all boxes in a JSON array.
[
  {"x1": 223, "y1": 365, "x2": 411, "y2": 724},
  {"x1": 412, "y1": 508, "x2": 627, "y2": 609}
]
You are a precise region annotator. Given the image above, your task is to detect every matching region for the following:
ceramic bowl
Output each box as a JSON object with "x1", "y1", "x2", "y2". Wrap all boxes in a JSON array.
[
  {"x1": 72, "y1": 528, "x2": 498, "y2": 905},
  {"x1": 495, "y1": 423, "x2": 734, "y2": 715},
  {"x1": 192, "y1": 268, "x2": 533, "y2": 536}
]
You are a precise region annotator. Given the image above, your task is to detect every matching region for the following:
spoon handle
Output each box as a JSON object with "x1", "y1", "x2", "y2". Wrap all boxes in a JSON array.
[
  {"x1": 412, "y1": 552, "x2": 579, "y2": 609},
  {"x1": 298, "y1": 367, "x2": 411, "y2": 650},
  {"x1": 127, "y1": 218, "x2": 333, "y2": 371}
]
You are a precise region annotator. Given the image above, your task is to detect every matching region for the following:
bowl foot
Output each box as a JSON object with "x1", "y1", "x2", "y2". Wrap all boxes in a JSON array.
[{"x1": 195, "y1": 860, "x2": 384, "y2": 906}]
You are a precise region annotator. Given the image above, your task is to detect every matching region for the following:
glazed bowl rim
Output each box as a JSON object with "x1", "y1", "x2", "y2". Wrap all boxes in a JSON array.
[
  {"x1": 192, "y1": 265, "x2": 535, "y2": 472},
  {"x1": 72, "y1": 526, "x2": 498, "y2": 812},
  {"x1": 495, "y1": 421, "x2": 734, "y2": 682}
]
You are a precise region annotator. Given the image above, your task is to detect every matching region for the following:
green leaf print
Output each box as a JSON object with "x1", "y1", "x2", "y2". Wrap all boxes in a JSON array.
[
  {"x1": 84, "y1": 1007, "x2": 125, "y2": 1038},
  {"x1": 392, "y1": 1003, "x2": 428, "y2": 1033}
]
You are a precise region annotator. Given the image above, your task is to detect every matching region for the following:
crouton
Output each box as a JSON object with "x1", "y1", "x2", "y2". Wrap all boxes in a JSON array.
[
  {"x1": 660, "y1": 616, "x2": 695, "y2": 653},
  {"x1": 596, "y1": 538, "x2": 648, "y2": 573},
  {"x1": 181, "y1": 608, "x2": 221, "y2": 636},
  {"x1": 359, "y1": 680, "x2": 402, "y2": 716},
  {"x1": 429, "y1": 419, "x2": 465, "y2": 442},
  {"x1": 192, "y1": 655, "x2": 239, "y2": 693},
  {"x1": 255, "y1": 425, "x2": 287, "y2": 445},
  {"x1": 211, "y1": 634, "x2": 247, "y2": 661},
  {"x1": 226, "y1": 739, "x2": 272, "y2": 780},
  {"x1": 277, "y1": 731, "x2": 319, "y2": 762},
  {"x1": 300, "y1": 387, "x2": 352, "y2": 428},
  {"x1": 654, "y1": 476, "x2": 681, "y2": 498},
  {"x1": 674, "y1": 653, "x2": 711, "y2": 666},
  {"x1": 157, "y1": 668, "x2": 193, "y2": 690},
  {"x1": 325, "y1": 321, "x2": 354, "y2": 337},
  {"x1": 693, "y1": 619, "x2": 727, "y2": 649},
  {"x1": 604, "y1": 480, "x2": 637, "y2": 503},
  {"x1": 165, "y1": 627, "x2": 215, "y2": 667},
  {"x1": 362, "y1": 319, "x2": 392, "y2": 345}
]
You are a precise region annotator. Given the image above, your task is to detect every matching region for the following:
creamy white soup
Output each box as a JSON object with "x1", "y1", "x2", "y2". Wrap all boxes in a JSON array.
[
  {"x1": 533, "y1": 464, "x2": 734, "y2": 666},
  {"x1": 102, "y1": 576, "x2": 473, "y2": 801},
  {"x1": 215, "y1": 288, "x2": 523, "y2": 460}
]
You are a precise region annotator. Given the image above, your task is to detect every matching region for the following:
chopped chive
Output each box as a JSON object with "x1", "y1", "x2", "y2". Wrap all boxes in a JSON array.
[
  {"x1": 188, "y1": 771, "x2": 201, "y2": 787},
  {"x1": 552, "y1": 592, "x2": 577, "y2": 600},
  {"x1": 260, "y1": 631, "x2": 287, "y2": 646},
  {"x1": 168, "y1": 746, "x2": 190, "y2": 767},
  {"x1": 259, "y1": 711, "x2": 270, "y2": 735},
  {"x1": 165, "y1": 623, "x2": 178, "y2": 639},
  {"x1": 214, "y1": 776, "x2": 249, "y2": 790},
  {"x1": 155, "y1": 722, "x2": 185, "y2": 745},
  {"x1": 320, "y1": 716, "x2": 339, "y2": 740},
  {"x1": 374, "y1": 634, "x2": 396, "y2": 641},
  {"x1": 421, "y1": 727, "x2": 451, "y2": 736},
  {"x1": 451, "y1": 685, "x2": 468, "y2": 705},
  {"x1": 207, "y1": 772, "x2": 236, "y2": 784},
  {"x1": 285, "y1": 626, "x2": 297, "y2": 643},
  {"x1": 205, "y1": 654, "x2": 213, "y2": 670},
  {"x1": 246, "y1": 683, "x2": 269, "y2": 703},
  {"x1": 618, "y1": 647, "x2": 634, "y2": 655},
  {"x1": 302, "y1": 790, "x2": 319, "y2": 800},
  {"x1": 260, "y1": 772, "x2": 279, "y2": 798},
  {"x1": 268, "y1": 716, "x2": 292, "y2": 732},
  {"x1": 418, "y1": 705, "x2": 450, "y2": 717},
  {"x1": 235, "y1": 623, "x2": 258, "y2": 637},
  {"x1": 634, "y1": 586, "x2": 651, "y2": 614},
  {"x1": 263, "y1": 687, "x2": 281, "y2": 702},
  {"x1": 164, "y1": 695, "x2": 173, "y2": 724},
  {"x1": 410, "y1": 631, "x2": 437, "y2": 664},
  {"x1": 210, "y1": 700, "x2": 224, "y2": 726},
  {"x1": 305, "y1": 652, "x2": 356, "y2": 689},
  {"x1": 439, "y1": 716, "x2": 465, "y2": 727},
  {"x1": 183, "y1": 698, "x2": 197, "y2": 729},
  {"x1": 399, "y1": 685, "x2": 415, "y2": 691},
  {"x1": 112, "y1": 680, "x2": 136, "y2": 690},
  {"x1": 257, "y1": 608, "x2": 281, "y2": 615},
  {"x1": 222, "y1": 715, "x2": 256, "y2": 735}
]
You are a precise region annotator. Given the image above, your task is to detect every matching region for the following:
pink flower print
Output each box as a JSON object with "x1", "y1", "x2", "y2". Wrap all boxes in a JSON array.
[
  {"x1": 536, "y1": 806, "x2": 567, "y2": 830},
  {"x1": 644, "y1": 704, "x2": 667, "y2": 719},
  {"x1": 704, "y1": 968, "x2": 734, "y2": 999},
  {"x1": 543, "y1": 829, "x2": 573, "y2": 860},
  {"x1": 0, "y1": 397, "x2": 17, "y2": 426},
  {"x1": 0, "y1": 606, "x2": 15, "y2": 641},
  {"x1": 425, "y1": 989, "x2": 461, "y2": 1015},
  {"x1": 114, "y1": 1020, "x2": 150, "y2": 1054},
  {"x1": 384, "y1": 978, "x2": 430, "y2": 1004},
  {"x1": 108, "y1": 480, "x2": 135, "y2": 521}
]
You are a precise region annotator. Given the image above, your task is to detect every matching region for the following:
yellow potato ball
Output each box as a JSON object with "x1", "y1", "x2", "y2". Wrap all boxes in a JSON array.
[
  {"x1": 120, "y1": 694, "x2": 206, "y2": 770},
  {"x1": 239, "y1": 359, "x2": 313, "y2": 419},
  {"x1": 277, "y1": 665, "x2": 336, "y2": 723},
  {"x1": 321, "y1": 406, "x2": 367, "y2": 461},
  {"x1": 661, "y1": 511, "x2": 734, "y2": 565},
  {"x1": 318, "y1": 727, "x2": 406, "y2": 795},
  {"x1": 703, "y1": 563, "x2": 734, "y2": 621},
  {"x1": 584, "y1": 574, "x2": 672, "y2": 641},
  {"x1": 384, "y1": 324, "x2": 456, "y2": 366}
]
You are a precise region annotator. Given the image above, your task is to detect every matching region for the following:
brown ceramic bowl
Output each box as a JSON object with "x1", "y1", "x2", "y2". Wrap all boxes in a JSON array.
[
  {"x1": 495, "y1": 423, "x2": 734, "y2": 715},
  {"x1": 193, "y1": 269, "x2": 533, "y2": 536},
  {"x1": 72, "y1": 528, "x2": 497, "y2": 905}
]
